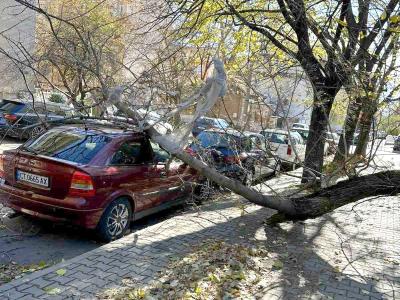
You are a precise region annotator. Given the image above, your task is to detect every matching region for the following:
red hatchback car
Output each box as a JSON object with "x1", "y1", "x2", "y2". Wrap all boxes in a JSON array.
[{"x1": 0, "y1": 125, "x2": 198, "y2": 241}]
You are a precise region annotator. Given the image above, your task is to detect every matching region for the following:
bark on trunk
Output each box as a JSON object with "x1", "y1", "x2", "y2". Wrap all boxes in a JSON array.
[
  {"x1": 333, "y1": 96, "x2": 364, "y2": 163},
  {"x1": 291, "y1": 170, "x2": 400, "y2": 219},
  {"x1": 301, "y1": 93, "x2": 334, "y2": 184},
  {"x1": 354, "y1": 105, "x2": 376, "y2": 156}
]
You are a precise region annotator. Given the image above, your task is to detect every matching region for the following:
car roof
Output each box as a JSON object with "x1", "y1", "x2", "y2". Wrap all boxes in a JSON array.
[
  {"x1": 293, "y1": 128, "x2": 309, "y2": 132},
  {"x1": 261, "y1": 128, "x2": 289, "y2": 135},
  {"x1": 1, "y1": 99, "x2": 71, "y2": 110},
  {"x1": 203, "y1": 128, "x2": 246, "y2": 138},
  {"x1": 198, "y1": 116, "x2": 227, "y2": 122},
  {"x1": 51, "y1": 124, "x2": 142, "y2": 137},
  {"x1": 244, "y1": 131, "x2": 264, "y2": 138},
  {"x1": 1, "y1": 99, "x2": 26, "y2": 104}
]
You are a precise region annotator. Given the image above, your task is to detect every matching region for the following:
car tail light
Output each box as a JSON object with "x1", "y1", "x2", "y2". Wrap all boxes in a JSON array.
[
  {"x1": 224, "y1": 156, "x2": 240, "y2": 164},
  {"x1": 68, "y1": 171, "x2": 95, "y2": 197},
  {"x1": 287, "y1": 145, "x2": 292, "y2": 156},
  {"x1": 184, "y1": 147, "x2": 195, "y2": 155},
  {"x1": 4, "y1": 114, "x2": 17, "y2": 123},
  {"x1": 0, "y1": 154, "x2": 4, "y2": 178}
]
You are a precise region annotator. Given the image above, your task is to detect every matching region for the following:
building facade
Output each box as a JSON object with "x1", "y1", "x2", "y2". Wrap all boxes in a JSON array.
[{"x1": 0, "y1": 0, "x2": 37, "y2": 98}]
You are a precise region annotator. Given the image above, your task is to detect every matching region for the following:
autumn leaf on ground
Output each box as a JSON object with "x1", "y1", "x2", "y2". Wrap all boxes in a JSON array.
[
  {"x1": 56, "y1": 269, "x2": 66, "y2": 276},
  {"x1": 272, "y1": 259, "x2": 284, "y2": 270},
  {"x1": 43, "y1": 286, "x2": 61, "y2": 295}
]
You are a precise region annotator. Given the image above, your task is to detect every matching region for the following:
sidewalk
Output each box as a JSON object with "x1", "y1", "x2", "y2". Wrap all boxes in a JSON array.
[{"x1": 0, "y1": 191, "x2": 399, "y2": 299}]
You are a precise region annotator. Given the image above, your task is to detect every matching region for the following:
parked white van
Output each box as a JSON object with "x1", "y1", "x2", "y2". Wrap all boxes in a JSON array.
[
  {"x1": 260, "y1": 129, "x2": 306, "y2": 166},
  {"x1": 292, "y1": 123, "x2": 309, "y2": 130}
]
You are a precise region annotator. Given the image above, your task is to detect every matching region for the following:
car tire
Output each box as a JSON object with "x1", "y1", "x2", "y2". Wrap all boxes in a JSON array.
[
  {"x1": 96, "y1": 198, "x2": 132, "y2": 242},
  {"x1": 30, "y1": 125, "x2": 46, "y2": 139},
  {"x1": 292, "y1": 158, "x2": 299, "y2": 171},
  {"x1": 274, "y1": 160, "x2": 281, "y2": 175},
  {"x1": 243, "y1": 169, "x2": 254, "y2": 186},
  {"x1": 193, "y1": 179, "x2": 214, "y2": 204}
]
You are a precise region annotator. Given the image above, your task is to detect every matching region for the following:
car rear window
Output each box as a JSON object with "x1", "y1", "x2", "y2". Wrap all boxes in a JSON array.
[
  {"x1": 213, "y1": 119, "x2": 229, "y2": 129},
  {"x1": 195, "y1": 131, "x2": 251, "y2": 151},
  {"x1": 269, "y1": 133, "x2": 288, "y2": 144},
  {"x1": 197, "y1": 131, "x2": 230, "y2": 148},
  {"x1": 295, "y1": 130, "x2": 309, "y2": 140},
  {"x1": 23, "y1": 130, "x2": 111, "y2": 164}
]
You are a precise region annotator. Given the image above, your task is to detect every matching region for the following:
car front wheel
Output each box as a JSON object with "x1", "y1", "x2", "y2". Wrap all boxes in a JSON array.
[
  {"x1": 30, "y1": 125, "x2": 47, "y2": 139},
  {"x1": 243, "y1": 169, "x2": 254, "y2": 186},
  {"x1": 96, "y1": 198, "x2": 132, "y2": 242},
  {"x1": 274, "y1": 160, "x2": 282, "y2": 175}
]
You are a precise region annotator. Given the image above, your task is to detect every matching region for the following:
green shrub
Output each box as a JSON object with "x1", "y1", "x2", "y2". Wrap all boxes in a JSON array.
[{"x1": 48, "y1": 93, "x2": 65, "y2": 103}]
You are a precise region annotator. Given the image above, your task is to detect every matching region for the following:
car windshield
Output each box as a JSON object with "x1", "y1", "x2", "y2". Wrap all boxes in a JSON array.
[
  {"x1": 22, "y1": 129, "x2": 111, "y2": 164},
  {"x1": 0, "y1": 101, "x2": 25, "y2": 113}
]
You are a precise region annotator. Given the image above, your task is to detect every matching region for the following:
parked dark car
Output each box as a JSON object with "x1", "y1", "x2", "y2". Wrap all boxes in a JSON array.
[
  {"x1": 0, "y1": 125, "x2": 198, "y2": 241},
  {"x1": 0, "y1": 99, "x2": 74, "y2": 140},
  {"x1": 192, "y1": 117, "x2": 230, "y2": 137},
  {"x1": 188, "y1": 129, "x2": 279, "y2": 185},
  {"x1": 394, "y1": 136, "x2": 400, "y2": 151}
]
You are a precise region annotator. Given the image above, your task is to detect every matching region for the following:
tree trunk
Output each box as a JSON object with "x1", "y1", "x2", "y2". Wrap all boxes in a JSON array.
[
  {"x1": 333, "y1": 96, "x2": 364, "y2": 163},
  {"x1": 301, "y1": 92, "x2": 334, "y2": 184},
  {"x1": 354, "y1": 105, "x2": 376, "y2": 156}
]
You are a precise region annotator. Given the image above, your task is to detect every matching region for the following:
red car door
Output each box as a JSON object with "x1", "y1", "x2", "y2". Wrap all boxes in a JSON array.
[
  {"x1": 106, "y1": 138, "x2": 162, "y2": 212},
  {"x1": 150, "y1": 141, "x2": 195, "y2": 202}
]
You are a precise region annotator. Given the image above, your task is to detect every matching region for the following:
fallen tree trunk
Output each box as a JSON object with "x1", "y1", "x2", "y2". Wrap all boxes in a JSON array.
[
  {"x1": 121, "y1": 105, "x2": 400, "y2": 219},
  {"x1": 291, "y1": 170, "x2": 400, "y2": 219},
  {"x1": 154, "y1": 129, "x2": 400, "y2": 218},
  {"x1": 112, "y1": 59, "x2": 399, "y2": 220}
]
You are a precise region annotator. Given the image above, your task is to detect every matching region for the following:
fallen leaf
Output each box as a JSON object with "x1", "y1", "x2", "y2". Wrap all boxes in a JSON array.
[
  {"x1": 380, "y1": 10, "x2": 387, "y2": 20},
  {"x1": 333, "y1": 266, "x2": 341, "y2": 273},
  {"x1": 38, "y1": 261, "x2": 47, "y2": 268},
  {"x1": 194, "y1": 286, "x2": 202, "y2": 295},
  {"x1": 272, "y1": 259, "x2": 283, "y2": 270},
  {"x1": 56, "y1": 269, "x2": 66, "y2": 276},
  {"x1": 43, "y1": 287, "x2": 61, "y2": 295}
]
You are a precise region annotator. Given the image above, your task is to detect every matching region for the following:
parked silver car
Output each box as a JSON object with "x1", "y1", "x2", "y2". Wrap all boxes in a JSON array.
[{"x1": 393, "y1": 136, "x2": 400, "y2": 152}]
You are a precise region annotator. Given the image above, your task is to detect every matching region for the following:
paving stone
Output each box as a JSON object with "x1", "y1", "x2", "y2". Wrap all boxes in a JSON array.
[
  {"x1": 52, "y1": 275, "x2": 75, "y2": 285},
  {"x1": 68, "y1": 280, "x2": 94, "y2": 290},
  {"x1": 2, "y1": 290, "x2": 29, "y2": 299},
  {"x1": 325, "y1": 285, "x2": 346, "y2": 295},
  {"x1": 346, "y1": 291, "x2": 369, "y2": 299},
  {"x1": 70, "y1": 271, "x2": 94, "y2": 281},
  {"x1": 31, "y1": 278, "x2": 54, "y2": 289}
]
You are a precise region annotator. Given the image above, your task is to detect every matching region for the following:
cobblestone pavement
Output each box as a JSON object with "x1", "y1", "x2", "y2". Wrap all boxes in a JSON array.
[{"x1": 0, "y1": 190, "x2": 399, "y2": 299}]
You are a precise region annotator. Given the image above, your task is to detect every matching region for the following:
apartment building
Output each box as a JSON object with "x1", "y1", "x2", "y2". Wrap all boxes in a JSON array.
[{"x1": 0, "y1": 0, "x2": 37, "y2": 98}]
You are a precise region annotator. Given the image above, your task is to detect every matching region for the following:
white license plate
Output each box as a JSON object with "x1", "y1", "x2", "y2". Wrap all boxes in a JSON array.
[{"x1": 16, "y1": 170, "x2": 49, "y2": 188}]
